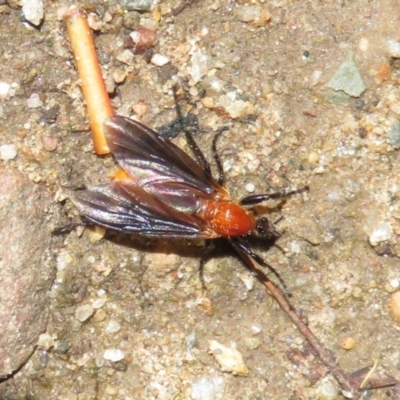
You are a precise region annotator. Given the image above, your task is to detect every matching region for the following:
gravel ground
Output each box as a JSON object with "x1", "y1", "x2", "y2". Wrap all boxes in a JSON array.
[{"x1": 1, "y1": 0, "x2": 400, "y2": 399}]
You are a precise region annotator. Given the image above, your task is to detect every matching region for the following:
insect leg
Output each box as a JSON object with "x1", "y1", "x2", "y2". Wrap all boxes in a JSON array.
[
  {"x1": 230, "y1": 237, "x2": 292, "y2": 296},
  {"x1": 172, "y1": 85, "x2": 212, "y2": 178},
  {"x1": 52, "y1": 220, "x2": 94, "y2": 235},
  {"x1": 157, "y1": 114, "x2": 199, "y2": 139},
  {"x1": 211, "y1": 127, "x2": 229, "y2": 186},
  {"x1": 199, "y1": 239, "x2": 215, "y2": 290},
  {"x1": 240, "y1": 186, "x2": 309, "y2": 206}
]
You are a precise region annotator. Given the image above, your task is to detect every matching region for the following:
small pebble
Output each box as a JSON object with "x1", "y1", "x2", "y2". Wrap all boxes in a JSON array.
[
  {"x1": 93, "y1": 309, "x2": 107, "y2": 322},
  {"x1": 390, "y1": 279, "x2": 400, "y2": 289},
  {"x1": 75, "y1": 305, "x2": 94, "y2": 322},
  {"x1": 132, "y1": 101, "x2": 147, "y2": 117},
  {"x1": 105, "y1": 385, "x2": 118, "y2": 395},
  {"x1": 41, "y1": 135, "x2": 58, "y2": 152},
  {"x1": 139, "y1": 18, "x2": 159, "y2": 31},
  {"x1": 201, "y1": 96, "x2": 215, "y2": 109},
  {"x1": 123, "y1": 11, "x2": 140, "y2": 30},
  {"x1": 92, "y1": 297, "x2": 107, "y2": 309},
  {"x1": 22, "y1": 0, "x2": 44, "y2": 26},
  {"x1": 245, "y1": 183, "x2": 255, "y2": 193},
  {"x1": 235, "y1": 4, "x2": 261, "y2": 22},
  {"x1": 239, "y1": 272, "x2": 254, "y2": 291},
  {"x1": 314, "y1": 376, "x2": 339, "y2": 400},
  {"x1": 0, "y1": 144, "x2": 17, "y2": 160},
  {"x1": 209, "y1": 340, "x2": 248, "y2": 376},
  {"x1": 118, "y1": 0, "x2": 153, "y2": 11},
  {"x1": 56, "y1": 251, "x2": 72, "y2": 271},
  {"x1": 310, "y1": 70, "x2": 322, "y2": 86},
  {"x1": 27, "y1": 93, "x2": 43, "y2": 108},
  {"x1": 290, "y1": 241, "x2": 301, "y2": 254},
  {"x1": 326, "y1": 56, "x2": 366, "y2": 97},
  {"x1": 130, "y1": 27, "x2": 157, "y2": 54},
  {"x1": 387, "y1": 38, "x2": 400, "y2": 58},
  {"x1": 106, "y1": 320, "x2": 121, "y2": 333},
  {"x1": 369, "y1": 222, "x2": 392, "y2": 246},
  {"x1": 388, "y1": 121, "x2": 400, "y2": 149},
  {"x1": 103, "y1": 348, "x2": 125, "y2": 362},
  {"x1": 191, "y1": 376, "x2": 225, "y2": 400},
  {"x1": 308, "y1": 151, "x2": 320, "y2": 164},
  {"x1": 390, "y1": 291, "x2": 400, "y2": 322},
  {"x1": 218, "y1": 91, "x2": 254, "y2": 119},
  {"x1": 358, "y1": 37, "x2": 369, "y2": 53},
  {"x1": 116, "y1": 49, "x2": 134, "y2": 65},
  {"x1": 242, "y1": 337, "x2": 261, "y2": 350},
  {"x1": 341, "y1": 337, "x2": 356, "y2": 350},
  {"x1": 87, "y1": 13, "x2": 103, "y2": 31},
  {"x1": 87, "y1": 226, "x2": 106, "y2": 242},
  {"x1": 189, "y1": 49, "x2": 211, "y2": 83},
  {"x1": 150, "y1": 53, "x2": 169, "y2": 66},
  {"x1": 37, "y1": 333, "x2": 55, "y2": 350},
  {"x1": 112, "y1": 69, "x2": 127, "y2": 84},
  {"x1": 0, "y1": 82, "x2": 11, "y2": 97},
  {"x1": 201, "y1": 76, "x2": 226, "y2": 96},
  {"x1": 250, "y1": 324, "x2": 262, "y2": 334}
]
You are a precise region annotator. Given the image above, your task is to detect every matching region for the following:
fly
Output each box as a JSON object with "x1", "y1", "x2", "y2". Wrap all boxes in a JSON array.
[{"x1": 71, "y1": 112, "x2": 306, "y2": 289}]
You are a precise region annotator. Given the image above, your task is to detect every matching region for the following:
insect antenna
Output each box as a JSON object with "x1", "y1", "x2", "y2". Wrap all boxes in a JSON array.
[{"x1": 230, "y1": 236, "x2": 292, "y2": 297}]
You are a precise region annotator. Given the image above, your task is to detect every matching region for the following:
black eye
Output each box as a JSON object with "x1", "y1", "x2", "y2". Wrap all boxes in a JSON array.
[{"x1": 256, "y1": 217, "x2": 269, "y2": 236}]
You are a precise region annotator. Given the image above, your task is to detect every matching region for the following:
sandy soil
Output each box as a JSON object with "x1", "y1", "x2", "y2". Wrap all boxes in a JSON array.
[{"x1": 1, "y1": 0, "x2": 400, "y2": 399}]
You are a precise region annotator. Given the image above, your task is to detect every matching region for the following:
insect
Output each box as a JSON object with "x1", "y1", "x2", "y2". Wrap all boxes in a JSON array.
[{"x1": 71, "y1": 113, "x2": 306, "y2": 286}]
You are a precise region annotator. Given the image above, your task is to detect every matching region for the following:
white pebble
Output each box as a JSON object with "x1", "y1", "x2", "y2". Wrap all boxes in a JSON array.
[
  {"x1": 103, "y1": 348, "x2": 125, "y2": 362},
  {"x1": 75, "y1": 305, "x2": 94, "y2": 322},
  {"x1": 56, "y1": 251, "x2": 72, "y2": 271},
  {"x1": 0, "y1": 144, "x2": 17, "y2": 160},
  {"x1": 387, "y1": 38, "x2": 400, "y2": 58},
  {"x1": 27, "y1": 93, "x2": 43, "y2": 108},
  {"x1": 22, "y1": 0, "x2": 44, "y2": 26},
  {"x1": 310, "y1": 70, "x2": 322, "y2": 87},
  {"x1": 116, "y1": 49, "x2": 134, "y2": 65},
  {"x1": 369, "y1": 221, "x2": 392, "y2": 246},
  {"x1": 245, "y1": 183, "x2": 255, "y2": 193},
  {"x1": 358, "y1": 37, "x2": 369, "y2": 53},
  {"x1": 390, "y1": 279, "x2": 400, "y2": 289},
  {"x1": 105, "y1": 320, "x2": 121, "y2": 333},
  {"x1": 150, "y1": 54, "x2": 169, "y2": 67},
  {"x1": 239, "y1": 272, "x2": 254, "y2": 291},
  {"x1": 235, "y1": 4, "x2": 261, "y2": 22},
  {"x1": 218, "y1": 91, "x2": 254, "y2": 119},
  {"x1": 209, "y1": 340, "x2": 248, "y2": 376},
  {"x1": 250, "y1": 324, "x2": 262, "y2": 334},
  {"x1": 91, "y1": 297, "x2": 107, "y2": 309},
  {"x1": 37, "y1": 333, "x2": 55, "y2": 350},
  {"x1": 189, "y1": 49, "x2": 211, "y2": 83},
  {"x1": 290, "y1": 241, "x2": 301, "y2": 254},
  {"x1": 314, "y1": 376, "x2": 339, "y2": 400},
  {"x1": 0, "y1": 82, "x2": 11, "y2": 97},
  {"x1": 191, "y1": 376, "x2": 225, "y2": 400}
]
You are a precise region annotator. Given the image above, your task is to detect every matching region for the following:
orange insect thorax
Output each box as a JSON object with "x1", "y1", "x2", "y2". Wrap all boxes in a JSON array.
[{"x1": 203, "y1": 201, "x2": 256, "y2": 237}]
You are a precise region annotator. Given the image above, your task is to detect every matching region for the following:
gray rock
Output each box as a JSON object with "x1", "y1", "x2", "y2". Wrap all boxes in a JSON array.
[{"x1": 0, "y1": 168, "x2": 57, "y2": 377}]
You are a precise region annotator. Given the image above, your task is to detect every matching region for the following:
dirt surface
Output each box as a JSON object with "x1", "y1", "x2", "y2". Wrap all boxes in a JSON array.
[{"x1": 2, "y1": 0, "x2": 400, "y2": 399}]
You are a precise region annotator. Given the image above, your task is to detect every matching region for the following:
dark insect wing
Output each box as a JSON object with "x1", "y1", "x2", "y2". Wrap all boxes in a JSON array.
[
  {"x1": 71, "y1": 115, "x2": 226, "y2": 238},
  {"x1": 103, "y1": 116, "x2": 222, "y2": 203},
  {"x1": 71, "y1": 180, "x2": 211, "y2": 238}
]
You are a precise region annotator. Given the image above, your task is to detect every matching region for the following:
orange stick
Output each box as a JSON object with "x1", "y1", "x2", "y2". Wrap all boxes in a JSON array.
[{"x1": 65, "y1": 6, "x2": 114, "y2": 155}]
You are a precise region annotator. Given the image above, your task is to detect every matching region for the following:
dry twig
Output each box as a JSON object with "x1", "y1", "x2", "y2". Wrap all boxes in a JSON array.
[{"x1": 65, "y1": 6, "x2": 114, "y2": 155}]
